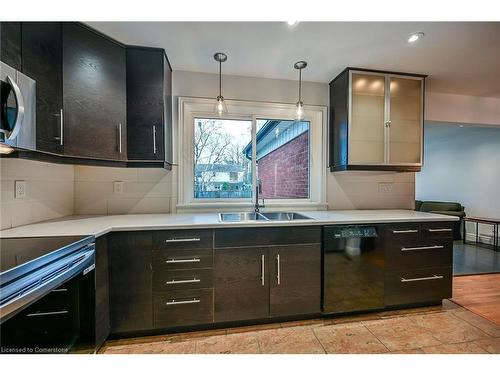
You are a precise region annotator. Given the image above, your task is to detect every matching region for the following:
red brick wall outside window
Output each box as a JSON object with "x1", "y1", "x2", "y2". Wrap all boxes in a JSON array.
[{"x1": 258, "y1": 131, "x2": 309, "y2": 199}]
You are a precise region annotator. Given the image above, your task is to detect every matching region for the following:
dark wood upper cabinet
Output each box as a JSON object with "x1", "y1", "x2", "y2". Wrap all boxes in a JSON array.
[
  {"x1": 268, "y1": 245, "x2": 321, "y2": 317},
  {"x1": 0, "y1": 22, "x2": 22, "y2": 70},
  {"x1": 329, "y1": 67, "x2": 426, "y2": 172},
  {"x1": 62, "y1": 23, "x2": 127, "y2": 160},
  {"x1": 108, "y1": 231, "x2": 153, "y2": 334},
  {"x1": 163, "y1": 54, "x2": 173, "y2": 165},
  {"x1": 126, "y1": 47, "x2": 166, "y2": 161},
  {"x1": 21, "y1": 22, "x2": 64, "y2": 154},
  {"x1": 214, "y1": 247, "x2": 269, "y2": 322}
]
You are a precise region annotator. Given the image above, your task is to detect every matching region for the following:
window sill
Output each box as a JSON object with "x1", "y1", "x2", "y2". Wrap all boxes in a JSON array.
[{"x1": 176, "y1": 201, "x2": 328, "y2": 213}]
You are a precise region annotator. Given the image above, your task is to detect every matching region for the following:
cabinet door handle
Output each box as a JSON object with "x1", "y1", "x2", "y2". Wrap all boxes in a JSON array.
[
  {"x1": 118, "y1": 123, "x2": 122, "y2": 153},
  {"x1": 166, "y1": 278, "x2": 201, "y2": 285},
  {"x1": 165, "y1": 258, "x2": 201, "y2": 264},
  {"x1": 392, "y1": 229, "x2": 418, "y2": 234},
  {"x1": 165, "y1": 238, "x2": 201, "y2": 243},
  {"x1": 153, "y1": 125, "x2": 157, "y2": 154},
  {"x1": 401, "y1": 275, "x2": 444, "y2": 283},
  {"x1": 428, "y1": 228, "x2": 452, "y2": 232},
  {"x1": 261, "y1": 254, "x2": 265, "y2": 286},
  {"x1": 276, "y1": 254, "x2": 281, "y2": 285},
  {"x1": 166, "y1": 298, "x2": 200, "y2": 306},
  {"x1": 52, "y1": 109, "x2": 64, "y2": 145},
  {"x1": 401, "y1": 245, "x2": 444, "y2": 251},
  {"x1": 26, "y1": 310, "x2": 69, "y2": 317}
]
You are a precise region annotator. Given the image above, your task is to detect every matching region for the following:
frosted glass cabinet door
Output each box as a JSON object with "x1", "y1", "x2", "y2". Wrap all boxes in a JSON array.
[
  {"x1": 389, "y1": 77, "x2": 422, "y2": 164},
  {"x1": 350, "y1": 73, "x2": 385, "y2": 164}
]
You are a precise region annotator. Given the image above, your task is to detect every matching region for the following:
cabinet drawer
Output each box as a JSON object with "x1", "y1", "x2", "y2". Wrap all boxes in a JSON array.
[
  {"x1": 153, "y1": 248, "x2": 213, "y2": 270},
  {"x1": 215, "y1": 226, "x2": 321, "y2": 248},
  {"x1": 420, "y1": 222, "x2": 454, "y2": 240},
  {"x1": 384, "y1": 224, "x2": 420, "y2": 243},
  {"x1": 385, "y1": 267, "x2": 452, "y2": 306},
  {"x1": 153, "y1": 268, "x2": 213, "y2": 292},
  {"x1": 386, "y1": 240, "x2": 452, "y2": 270},
  {"x1": 154, "y1": 289, "x2": 213, "y2": 328},
  {"x1": 153, "y1": 229, "x2": 213, "y2": 251}
]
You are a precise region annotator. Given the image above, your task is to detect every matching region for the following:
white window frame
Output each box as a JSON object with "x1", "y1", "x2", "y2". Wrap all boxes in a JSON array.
[{"x1": 177, "y1": 97, "x2": 328, "y2": 212}]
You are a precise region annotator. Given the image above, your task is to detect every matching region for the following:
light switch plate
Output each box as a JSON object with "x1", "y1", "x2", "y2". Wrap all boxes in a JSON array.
[
  {"x1": 113, "y1": 181, "x2": 124, "y2": 194},
  {"x1": 379, "y1": 182, "x2": 394, "y2": 193},
  {"x1": 15, "y1": 180, "x2": 27, "y2": 199}
]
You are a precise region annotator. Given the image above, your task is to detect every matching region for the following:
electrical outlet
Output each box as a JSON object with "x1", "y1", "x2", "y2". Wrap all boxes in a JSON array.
[
  {"x1": 113, "y1": 181, "x2": 124, "y2": 194},
  {"x1": 378, "y1": 182, "x2": 394, "y2": 193},
  {"x1": 15, "y1": 180, "x2": 27, "y2": 199}
]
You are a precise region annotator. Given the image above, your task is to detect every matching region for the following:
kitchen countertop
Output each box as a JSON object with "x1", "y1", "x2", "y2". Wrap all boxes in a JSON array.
[{"x1": 0, "y1": 210, "x2": 458, "y2": 239}]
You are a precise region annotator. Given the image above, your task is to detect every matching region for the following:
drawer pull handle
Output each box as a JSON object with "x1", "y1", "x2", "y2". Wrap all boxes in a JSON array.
[
  {"x1": 261, "y1": 254, "x2": 265, "y2": 286},
  {"x1": 392, "y1": 229, "x2": 418, "y2": 234},
  {"x1": 166, "y1": 258, "x2": 201, "y2": 264},
  {"x1": 166, "y1": 278, "x2": 201, "y2": 285},
  {"x1": 401, "y1": 275, "x2": 444, "y2": 283},
  {"x1": 166, "y1": 298, "x2": 200, "y2": 306},
  {"x1": 401, "y1": 245, "x2": 445, "y2": 251},
  {"x1": 428, "y1": 228, "x2": 452, "y2": 232},
  {"x1": 26, "y1": 310, "x2": 69, "y2": 317},
  {"x1": 165, "y1": 238, "x2": 201, "y2": 243},
  {"x1": 276, "y1": 254, "x2": 281, "y2": 286}
]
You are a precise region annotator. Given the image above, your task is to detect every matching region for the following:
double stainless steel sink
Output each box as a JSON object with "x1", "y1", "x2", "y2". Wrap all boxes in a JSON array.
[{"x1": 219, "y1": 212, "x2": 313, "y2": 222}]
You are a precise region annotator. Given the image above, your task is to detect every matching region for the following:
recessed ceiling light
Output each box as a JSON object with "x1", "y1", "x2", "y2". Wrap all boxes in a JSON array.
[
  {"x1": 408, "y1": 32, "x2": 425, "y2": 43},
  {"x1": 287, "y1": 21, "x2": 299, "y2": 27}
]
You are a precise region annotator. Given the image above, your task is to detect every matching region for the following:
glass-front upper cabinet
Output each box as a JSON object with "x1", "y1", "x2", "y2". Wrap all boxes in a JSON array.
[
  {"x1": 328, "y1": 68, "x2": 425, "y2": 172},
  {"x1": 388, "y1": 77, "x2": 423, "y2": 164}
]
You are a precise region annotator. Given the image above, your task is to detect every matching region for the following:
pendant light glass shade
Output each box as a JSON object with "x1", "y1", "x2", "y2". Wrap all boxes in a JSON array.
[
  {"x1": 214, "y1": 52, "x2": 228, "y2": 116},
  {"x1": 295, "y1": 101, "x2": 304, "y2": 121},
  {"x1": 215, "y1": 95, "x2": 228, "y2": 116},
  {"x1": 294, "y1": 61, "x2": 307, "y2": 121}
]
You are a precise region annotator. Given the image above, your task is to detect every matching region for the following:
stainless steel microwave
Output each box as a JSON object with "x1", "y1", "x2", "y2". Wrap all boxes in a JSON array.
[{"x1": 0, "y1": 61, "x2": 36, "y2": 151}]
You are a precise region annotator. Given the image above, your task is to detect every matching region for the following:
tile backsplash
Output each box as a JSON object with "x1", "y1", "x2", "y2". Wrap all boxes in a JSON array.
[
  {"x1": 327, "y1": 171, "x2": 415, "y2": 210},
  {"x1": 1, "y1": 159, "x2": 414, "y2": 230},
  {"x1": 0, "y1": 159, "x2": 74, "y2": 230},
  {"x1": 74, "y1": 165, "x2": 174, "y2": 215}
]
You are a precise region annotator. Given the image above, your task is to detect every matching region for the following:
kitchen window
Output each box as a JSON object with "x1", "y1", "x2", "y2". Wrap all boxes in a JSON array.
[{"x1": 178, "y1": 97, "x2": 327, "y2": 211}]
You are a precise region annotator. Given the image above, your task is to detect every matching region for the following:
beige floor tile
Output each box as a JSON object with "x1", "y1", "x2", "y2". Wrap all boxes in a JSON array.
[
  {"x1": 410, "y1": 312, "x2": 489, "y2": 344},
  {"x1": 313, "y1": 324, "x2": 388, "y2": 354},
  {"x1": 104, "y1": 340, "x2": 196, "y2": 354},
  {"x1": 225, "y1": 322, "x2": 282, "y2": 334},
  {"x1": 364, "y1": 317, "x2": 441, "y2": 351},
  {"x1": 255, "y1": 326, "x2": 325, "y2": 354},
  {"x1": 473, "y1": 337, "x2": 500, "y2": 354},
  {"x1": 452, "y1": 309, "x2": 500, "y2": 337},
  {"x1": 196, "y1": 332, "x2": 260, "y2": 354},
  {"x1": 421, "y1": 342, "x2": 488, "y2": 354}
]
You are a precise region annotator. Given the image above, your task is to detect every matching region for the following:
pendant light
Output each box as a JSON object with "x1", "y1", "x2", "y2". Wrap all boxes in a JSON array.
[
  {"x1": 294, "y1": 61, "x2": 307, "y2": 121},
  {"x1": 214, "y1": 52, "x2": 228, "y2": 116}
]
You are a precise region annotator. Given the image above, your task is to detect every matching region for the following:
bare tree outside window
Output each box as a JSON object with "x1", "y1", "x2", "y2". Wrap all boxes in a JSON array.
[{"x1": 194, "y1": 118, "x2": 252, "y2": 199}]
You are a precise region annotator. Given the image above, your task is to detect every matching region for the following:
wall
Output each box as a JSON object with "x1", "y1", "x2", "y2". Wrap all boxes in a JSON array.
[
  {"x1": 259, "y1": 132, "x2": 309, "y2": 199},
  {"x1": 0, "y1": 159, "x2": 74, "y2": 230},
  {"x1": 425, "y1": 92, "x2": 500, "y2": 126},
  {"x1": 416, "y1": 123, "x2": 500, "y2": 241},
  {"x1": 73, "y1": 166, "x2": 174, "y2": 215}
]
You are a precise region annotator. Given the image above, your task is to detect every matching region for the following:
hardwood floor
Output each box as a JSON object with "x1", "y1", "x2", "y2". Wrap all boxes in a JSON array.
[{"x1": 453, "y1": 274, "x2": 500, "y2": 325}]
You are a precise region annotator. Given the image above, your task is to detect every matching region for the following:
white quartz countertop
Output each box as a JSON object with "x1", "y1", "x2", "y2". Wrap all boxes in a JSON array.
[{"x1": 0, "y1": 210, "x2": 458, "y2": 239}]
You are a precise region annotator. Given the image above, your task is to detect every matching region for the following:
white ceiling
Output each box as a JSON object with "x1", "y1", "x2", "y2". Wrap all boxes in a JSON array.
[{"x1": 87, "y1": 22, "x2": 500, "y2": 97}]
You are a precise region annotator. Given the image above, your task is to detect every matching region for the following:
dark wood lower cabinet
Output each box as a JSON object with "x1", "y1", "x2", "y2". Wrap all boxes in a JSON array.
[
  {"x1": 108, "y1": 232, "x2": 153, "y2": 334},
  {"x1": 95, "y1": 236, "x2": 110, "y2": 348},
  {"x1": 214, "y1": 247, "x2": 269, "y2": 322},
  {"x1": 269, "y1": 245, "x2": 321, "y2": 317}
]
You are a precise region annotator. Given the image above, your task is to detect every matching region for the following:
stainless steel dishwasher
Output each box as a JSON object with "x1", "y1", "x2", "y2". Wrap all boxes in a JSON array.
[{"x1": 323, "y1": 225, "x2": 385, "y2": 314}]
